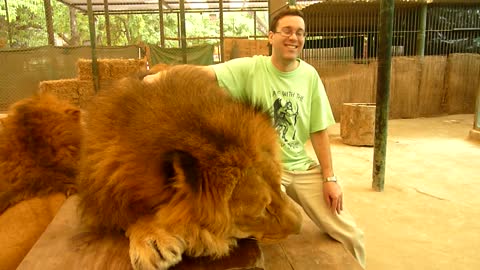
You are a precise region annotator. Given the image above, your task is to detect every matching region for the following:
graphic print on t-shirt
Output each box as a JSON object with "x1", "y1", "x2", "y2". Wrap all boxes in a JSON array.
[{"x1": 272, "y1": 97, "x2": 299, "y2": 142}]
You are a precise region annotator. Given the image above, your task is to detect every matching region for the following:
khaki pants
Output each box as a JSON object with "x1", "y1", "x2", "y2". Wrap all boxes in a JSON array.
[{"x1": 281, "y1": 166, "x2": 366, "y2": 269}]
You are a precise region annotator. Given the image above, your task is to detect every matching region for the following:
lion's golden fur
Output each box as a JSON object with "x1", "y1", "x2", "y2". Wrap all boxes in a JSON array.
[
  {"x1": 0, "y1": 93, "x2": 82, "y2": 213},
  {"x1": 78, "y1": 65, "x2": 302, "y2": 269}
]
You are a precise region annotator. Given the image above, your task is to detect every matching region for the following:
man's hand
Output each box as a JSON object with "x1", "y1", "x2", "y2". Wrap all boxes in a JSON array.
[{"x1": 323, "y1": 181, "x2": 343, "y2": 214}]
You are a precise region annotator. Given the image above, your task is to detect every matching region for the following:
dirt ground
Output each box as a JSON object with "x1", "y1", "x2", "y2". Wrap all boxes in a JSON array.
[{"x1": 311, "y1": 114, "x2": 479, "y2": 270}]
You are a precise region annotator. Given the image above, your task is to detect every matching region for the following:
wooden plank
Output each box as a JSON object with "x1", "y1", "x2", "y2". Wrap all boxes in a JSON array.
[
  {"x1": 17, "y1": 195, "x2": 263, "y2": 270},
  {"x1": 261, "y1": 211, "x2": 363, "y2": 270},
  {"x1": 389, "y1": 57, "x2": 421, "y2": 119},
  {"x1": 260, "y1": 243, "x2": 294, "y2": 270},
  {"x1": 0, "y1": 194, "x2": 66, "y2": 270},
  {"x1": 445, "y1": 53, "x2": 480, "y2": 114},
  {"x1": 417, "y1": 56, "x2": 447, "y2": 117},
  {"x1": 312, "y1": 62, "x2": 376, "y2": 123}
]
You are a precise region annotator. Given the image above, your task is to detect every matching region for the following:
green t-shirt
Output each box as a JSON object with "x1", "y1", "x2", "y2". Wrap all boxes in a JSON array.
[{"x1": 212, "y1": 55, "x2": 335, "y2": 171}]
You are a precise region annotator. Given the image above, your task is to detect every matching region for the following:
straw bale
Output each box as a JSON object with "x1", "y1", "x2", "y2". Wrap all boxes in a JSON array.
[
  {"x1": 76, "y1": 80, "x2": 96, "y2": 108},
  {"x1": 390, "y1": 57, "x2": 421, "y2": 119},
  {"x1": 38, "y1": 79, "x2": 94, "y2": 109},
  {"x1": 77, "y1": 58, "x2": 147, "y2": 81},
  {"x1": 108, "y1": 59, "x2": 147, "y2": 79},
  {"x1": 77, "y1": 59, "x2": 109, "y2": 81},
  {"x1": 418, "y1": 56, "x2": 447, "y2": 117},
  {"x1": 445, "y1": 53, "x2": 480, "y2": 114},
  {"x1": 224, "y1": 39, "x2": 269, "y2": 61}
]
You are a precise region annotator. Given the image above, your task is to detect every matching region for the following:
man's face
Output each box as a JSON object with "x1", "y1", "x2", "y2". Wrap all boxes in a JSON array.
[{"x1": 268, "y1": 15, "x2": 306, "y2": 62}]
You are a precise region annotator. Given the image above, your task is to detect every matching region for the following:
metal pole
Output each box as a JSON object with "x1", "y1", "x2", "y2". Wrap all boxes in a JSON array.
[
  {"x1": 475, "y1": 84, "x2": 480, "y2": 130},
  {"x1": 4, "y1": 0, "x2": 12, "y2": 47},
  {"x1": 253, "y1": 11, "x2": 257, "y2": 40},
  {"x1": 103, "y1": 0, "x2": 111, "y2": 46},
  {"x1": 158, "y1": 0, "x2": 165, "y2": 47},
  {"x1": 43, "y1": 0, "x2": 54, "y2": 45},
  {"x1": 219, "y1": 0, "x2": 224, "y2": 62},
  {"x1": 87, "y1": 0, "x2": 99, "y2": 93},
  {"x1": 416, "y1": 3, "x2": 427, "y2": 56},
  {"x1": 373, "y1": 0, "x2": 394, "y2": 192}
]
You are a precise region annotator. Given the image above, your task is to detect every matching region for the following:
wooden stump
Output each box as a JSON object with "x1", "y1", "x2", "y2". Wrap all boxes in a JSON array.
[
  {"x1": 17, "y1": 196, "x2": 264, "y2": 270},
  {"x1": 340, "y1": 103, "x2": 376, "y2": 146},
  {"x1": 469, "y1": 129, "x2": 480, "y2": 142}
]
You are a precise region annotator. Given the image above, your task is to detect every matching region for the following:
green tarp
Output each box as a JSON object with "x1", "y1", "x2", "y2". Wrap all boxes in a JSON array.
[{"x1": 148, "y1": 44, "x2": 214, "y2": 66}]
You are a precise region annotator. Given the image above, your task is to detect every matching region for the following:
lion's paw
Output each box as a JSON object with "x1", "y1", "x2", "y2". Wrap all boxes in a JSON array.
[{"x1": 129, "y1": 231, "x2": 186, "y2": 270}]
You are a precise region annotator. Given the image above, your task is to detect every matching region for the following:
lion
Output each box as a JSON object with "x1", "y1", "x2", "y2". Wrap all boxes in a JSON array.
[
  {"x1": 77, "y1": 65, "x2": 303, "y2": 270},
  {"x1": 0, "y1": 93, "x2": 82, "y2": 214}
]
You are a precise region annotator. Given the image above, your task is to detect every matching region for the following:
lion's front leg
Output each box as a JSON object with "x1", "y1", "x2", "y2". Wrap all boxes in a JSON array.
[{"x1": 126, "y1": 217, "x2": 186, "y2": 270}]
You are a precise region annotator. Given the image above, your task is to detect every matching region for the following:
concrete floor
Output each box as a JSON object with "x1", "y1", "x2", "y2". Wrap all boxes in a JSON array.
[{"x1": 319, "y1": 114, "x2": 479, "y2": 270}]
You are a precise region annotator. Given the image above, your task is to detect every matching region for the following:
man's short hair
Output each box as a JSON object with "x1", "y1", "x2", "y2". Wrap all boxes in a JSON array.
[{"x1": 269, "y1": 8, "x2": 305, "y2": 32}]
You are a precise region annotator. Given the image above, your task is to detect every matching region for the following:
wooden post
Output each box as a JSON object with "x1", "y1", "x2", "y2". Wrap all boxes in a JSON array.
[
  {"x1": 219, "y1": 0, "x2": 225, "y2": 62},
  {"x1": 179, "y1": 0, "x2": 187, "y2": 63},
  {"x1": 158, "y1": 0, "x2": 165, "y2": 47},
  {"x1": 372, "y1": 0, "x2": 394, "y2": 192},
  {"x1": 43, "y1": 0, "x2": 54, "y2": 45},
  {"x1": 103, "y1": 0, "x2": 111, "y2": 46},
  {"x1": 87, "y1": 0, "x2": 99, "y2": 93},
  {"x1": 4, "y1": 0, "x2": 12, "y2": 47}
]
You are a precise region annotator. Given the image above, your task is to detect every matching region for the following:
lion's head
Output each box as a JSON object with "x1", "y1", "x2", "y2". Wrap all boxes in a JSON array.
[{"x1": 78, "y1": 65, "x2": 302, "y2": 269}]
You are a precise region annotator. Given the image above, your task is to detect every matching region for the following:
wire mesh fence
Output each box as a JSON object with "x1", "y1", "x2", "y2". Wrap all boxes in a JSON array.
[{"x1": 302, "y1": 2, "x2": 480, "y2": 67}]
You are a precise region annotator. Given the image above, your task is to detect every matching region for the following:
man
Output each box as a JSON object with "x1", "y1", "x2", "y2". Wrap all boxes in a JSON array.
[{"x1": 146, "y1": 8, "x2": 366, "y2": 268}]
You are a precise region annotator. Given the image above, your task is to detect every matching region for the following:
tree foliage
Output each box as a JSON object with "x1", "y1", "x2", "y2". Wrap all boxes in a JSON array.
[{"x1": 0, "y1": 0, "x2": 268, "y2": 49}]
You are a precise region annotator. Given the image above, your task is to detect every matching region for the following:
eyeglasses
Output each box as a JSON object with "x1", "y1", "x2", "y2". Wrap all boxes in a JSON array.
[{"x1": 274, "y1": 27, "x2": 307, "y2": 38}]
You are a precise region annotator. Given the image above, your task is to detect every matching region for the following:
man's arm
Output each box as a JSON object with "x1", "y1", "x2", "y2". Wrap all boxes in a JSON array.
[
  {"x1": 144, "y1": 65, "x2": 217, "y2": 83},
  {"x1": 198, "y1": 66, "x2": 217, "y2": 81},
  {"x1": 310, "y1": 129, "x2": 343, "y2": 214}
]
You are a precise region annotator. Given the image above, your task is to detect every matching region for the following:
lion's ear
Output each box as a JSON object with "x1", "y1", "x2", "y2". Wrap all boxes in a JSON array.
[{"x1": 163, "y1": 151, "x2": 199, "y2": 193}]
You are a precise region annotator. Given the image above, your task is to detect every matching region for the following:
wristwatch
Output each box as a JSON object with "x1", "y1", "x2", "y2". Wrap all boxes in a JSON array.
[{"x1": 323, "y1": 175, "x2": 338, "y2": 183}]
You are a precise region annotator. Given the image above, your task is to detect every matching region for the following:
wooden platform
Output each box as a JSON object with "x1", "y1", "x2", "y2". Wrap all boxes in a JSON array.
[
  {"x1": 260, "y1": 212, "x2": 363, "y2": 270},
  {"x1": 16, "y1": 195, "x2": 361, "y2": 270}
]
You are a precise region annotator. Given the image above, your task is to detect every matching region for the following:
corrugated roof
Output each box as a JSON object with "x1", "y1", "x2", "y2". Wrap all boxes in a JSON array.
[
  {"x1": 58, "y1": 0, "x2": 270, "y2": 14},
  {"x1": 58, "y1": 0, "x2": 478, "y2": 15}
]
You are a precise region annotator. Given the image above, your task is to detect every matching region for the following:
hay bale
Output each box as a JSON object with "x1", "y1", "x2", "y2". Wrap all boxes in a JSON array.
[
  {"x1": 109, "y1": 59, "x2": 147, "y2": 79},
  {"x1": 77, "y1": 59, "x2": 147, "y2": 81},
  {"x1": 76, "y1": 59, "x2": 110, "y2": 81},
  {"x1": 38, "y1": 79, "x2": 95, "y2": 109},
  {"x1": 224, "y1": 39, "x2": 269, "y2": 61}
]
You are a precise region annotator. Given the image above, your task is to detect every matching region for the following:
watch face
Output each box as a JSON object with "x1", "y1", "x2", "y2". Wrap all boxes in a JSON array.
[{"x1": 325, "y1": 176, "x2": 337, "y2": 182}]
